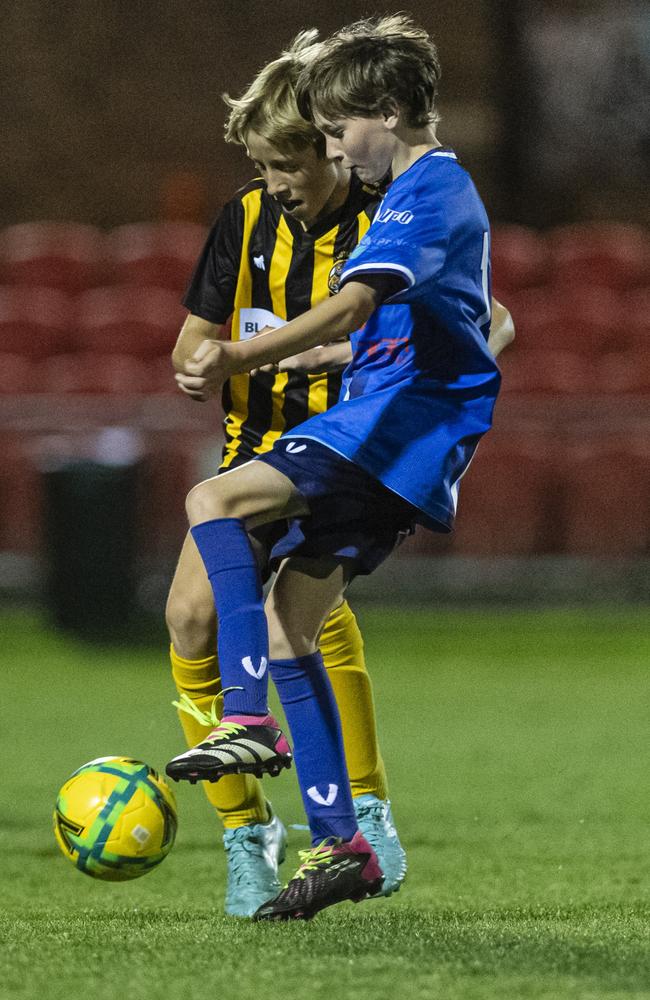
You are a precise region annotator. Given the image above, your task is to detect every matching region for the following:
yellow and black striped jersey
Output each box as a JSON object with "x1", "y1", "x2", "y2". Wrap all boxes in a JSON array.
[{"x1": 183, "y1": 174, "x2": 379, "y2": 470}]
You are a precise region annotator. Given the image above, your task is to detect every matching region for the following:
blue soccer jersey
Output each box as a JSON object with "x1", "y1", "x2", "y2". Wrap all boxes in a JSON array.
[{"x1": 281, "y1": 148, "x2": 501, "y2": 531}]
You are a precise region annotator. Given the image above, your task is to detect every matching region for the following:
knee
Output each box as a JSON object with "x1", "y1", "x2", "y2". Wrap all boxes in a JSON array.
[
  {"x1": 165, "y1": 587, "x2": 216, "y2": 659},
  {"x1": 186, "y1": 478, "x2": 243, "y2": 525}
]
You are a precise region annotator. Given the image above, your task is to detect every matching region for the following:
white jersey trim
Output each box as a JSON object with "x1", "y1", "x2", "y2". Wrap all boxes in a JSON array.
[{"x1": 341, "y1": 261, "x2": 416, "y2": 288}]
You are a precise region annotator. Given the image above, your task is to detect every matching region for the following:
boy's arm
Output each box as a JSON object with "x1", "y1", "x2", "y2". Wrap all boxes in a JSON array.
[
  {"x1": 488, "y1": 298, "x2": 515, "y2": 358},
  {"x1": 177, "y1": 281, "x2": 378, "y2": 400},
  {"x1": 277, "y1": 340, "x2": 352, "y2": 374},
  {"x1": 171, "y1": 314, "x2": 228, "y2": 373}
]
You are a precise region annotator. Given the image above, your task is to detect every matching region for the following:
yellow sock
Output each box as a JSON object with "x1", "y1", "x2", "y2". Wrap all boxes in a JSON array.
[
  {"x1": 319, "y1": 602, "x2": 388, "y2": 801},
  {"x1": 169, "y1": 644, "x2": 268, "y2": 829}
]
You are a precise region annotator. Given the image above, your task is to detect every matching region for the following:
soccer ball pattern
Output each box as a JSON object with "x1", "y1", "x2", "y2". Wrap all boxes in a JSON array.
[{"x1": 53, "y1": 756, "x2": 177, "y2": 881}]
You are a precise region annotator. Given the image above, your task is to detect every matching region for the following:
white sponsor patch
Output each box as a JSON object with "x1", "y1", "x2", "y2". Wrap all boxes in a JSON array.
[
  {"x1": 285, "y1": 441, "x2": 307, "y2": 454},
  {"x1": 238, "y1": 307, "x2": 286, "y2": 341},
  {"x1": 241, "y1": 655, "x2": 268, "y2": 679},
  {"x1": 253, "y1": 254, "x2": 265, "y2": 270},
  {"x1": 307, "y1": 784, "x2": 338, "y2": 807}
]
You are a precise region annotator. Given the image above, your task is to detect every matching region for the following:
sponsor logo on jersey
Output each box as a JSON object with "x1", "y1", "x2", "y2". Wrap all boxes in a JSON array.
[
  {"x1": 285, "y1": 441, "x2": 307, "y2": 454},
  {"x1": 253, "y1": 254, "x2": 265, "y2": 270},
  {"x1": 375, "y1": 207, "x2": 414, "y2": 225},
  {"x1": 241, "y1": 656, "x2": 268, "y2": 679},
  {"x1": 307, "y1": 784, "x2": 339, "y2": 806},
  {"x1": 238, "y1": 308, "x2": 286, "y2": 341}
]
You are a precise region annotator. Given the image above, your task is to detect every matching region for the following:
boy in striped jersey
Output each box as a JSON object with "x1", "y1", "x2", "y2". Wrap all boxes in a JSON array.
[
  {"x1": 167, "y1": 17, "x2": 514, "y2": 920},
  {"x1": 165, "y1": 32, "x2": 403, "y2": 918}
]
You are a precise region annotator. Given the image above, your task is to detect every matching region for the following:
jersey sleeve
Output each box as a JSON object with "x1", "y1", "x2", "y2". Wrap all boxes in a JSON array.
[
  {"x1": 182, "y1": 197, "x2": 244, "y2": 324},
  {"x1": 339, "y1": 177, "x2": 449, "y2": 301}
]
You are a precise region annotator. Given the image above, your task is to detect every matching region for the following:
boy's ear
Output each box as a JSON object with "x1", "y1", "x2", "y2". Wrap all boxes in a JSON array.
[{"x1": 381, "y1": 99, "x2": 400, "y2": 130}]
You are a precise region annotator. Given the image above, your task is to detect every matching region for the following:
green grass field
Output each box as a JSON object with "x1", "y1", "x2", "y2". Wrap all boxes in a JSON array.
[{"x1": 1, "y1": 607, "x2": 649, "y2": 1000}]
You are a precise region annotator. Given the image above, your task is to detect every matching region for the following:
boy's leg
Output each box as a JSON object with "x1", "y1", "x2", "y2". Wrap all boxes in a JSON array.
[
  {"x1": 166, "y1": 532, "x2": 268, "y2": 826},
  {"x1": 319, "y1": 601, "x2": 407, "y2": 895},
  {"x1": 165, "y1": 531, "x2": 286, "y2": 917},
  {"x1": 255, "y1": 556, "x2": 383, "y2": 919},
  {"x1": 319, "y1": 601, "x2": 388, "y2": 801},
  {"x1": 166, "y1": 461, "x2": 307, "y2": 782}
]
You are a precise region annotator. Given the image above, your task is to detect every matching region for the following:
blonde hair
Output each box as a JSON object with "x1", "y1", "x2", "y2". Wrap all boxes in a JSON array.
[
  {"x1": 223, "y1": 31, "x2": 325, "y2": 154},
  {"x1": 296, "y1": 13, "x2": 441, "y2": 129}
]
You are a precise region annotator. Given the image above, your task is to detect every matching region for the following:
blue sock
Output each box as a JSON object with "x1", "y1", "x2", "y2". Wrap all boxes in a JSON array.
[
  {"x1": 191, "y1": 517, "x2": 269, "y2": 716},
  {"x1": 270, "y1": 652, "x2": 357, "y2": 845}
]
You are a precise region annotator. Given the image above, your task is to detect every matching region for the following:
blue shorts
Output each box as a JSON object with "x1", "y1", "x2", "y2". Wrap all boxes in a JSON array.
[{"x1": 256, "y1": 438, "x2": 417, "y2": 576}]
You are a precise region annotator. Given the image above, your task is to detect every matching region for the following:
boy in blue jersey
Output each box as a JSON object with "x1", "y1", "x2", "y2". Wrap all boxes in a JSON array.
[{"x1": 166, "y1": 14, "x2": 501, "y2": 920}]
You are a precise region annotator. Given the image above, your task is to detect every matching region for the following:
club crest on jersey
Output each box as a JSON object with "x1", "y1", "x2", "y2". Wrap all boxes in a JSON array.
[
  {"x1": 307, "y1": 784, "x2": 338, "y2": 807},
  {"x1": 328, "y1": 254, "x2": 349, "y2": 295},
  {"x1": 241, "y1": 656, "x2": 267, "y2": 679}
]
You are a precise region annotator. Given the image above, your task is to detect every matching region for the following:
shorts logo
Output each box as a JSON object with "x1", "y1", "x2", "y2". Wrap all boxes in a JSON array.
[
  {"x1": 286, "y1": 441, "x2": 307, "y2": 454},
  {"x1": 241, "y1": 656, "x2": 267, "y2": 679},
  {"x1": 307, "y1": 784, "x2": 338, "y2": 807}
]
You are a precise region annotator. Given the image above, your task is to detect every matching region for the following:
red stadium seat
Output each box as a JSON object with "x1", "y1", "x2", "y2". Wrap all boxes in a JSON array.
[
  {"x1": 39, "y1": 353, "x2": 152, "y2": 394},
  {"x1": 499, "y1": 349, "x2": 593, "y2": 395},
  {"x1": 596, "y1": 351, "x2": 650, "y2": 395},
  {"x1": 73, "y1": 285, "x2": 185, "y2": 357},
  {"x1": 491, "y1": 225, "x2": 549, "y2": 296},
  {"x1": 623, "y1": 287, "x2": 650, "y2": 350},
  {"x1": 0, "y1": 354, "x2": 41, "y2": 393},
  {"x1": 508, "y1": 286, "x2": 621, "y2": 355},
  {"x1": 0, "y1": 223, "x2": 106, "y2": 293},
  {"x1": 0, "y1": 286, "x2": 74, "y2": 356},
  {"x1": 563, "y1": 436, "x2": 650, "y2": 555},
  {"x1": 451, "y1": 432, "x2": 563, "y2": 555},
  {"x1": 548, "y1": 223, "x2": 650, "y2": 290},
  {"x1": 106, "y1": 222, "x2": 207, "y2": 291}
]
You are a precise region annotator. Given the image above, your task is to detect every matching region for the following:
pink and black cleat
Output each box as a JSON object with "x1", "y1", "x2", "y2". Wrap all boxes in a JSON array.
[{"x1": 253, "y1": 830, "x2": 384, "y2": 920}]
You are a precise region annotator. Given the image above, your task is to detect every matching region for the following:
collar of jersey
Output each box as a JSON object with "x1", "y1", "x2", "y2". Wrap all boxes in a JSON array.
[{"x1": 388, "y1": 146, "x2": 457, "y2": 191}]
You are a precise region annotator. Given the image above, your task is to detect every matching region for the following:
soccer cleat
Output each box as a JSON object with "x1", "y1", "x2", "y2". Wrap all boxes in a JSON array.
[
  {"x1": 353, "y1": 794, "x2": 407, "y2": 896},
  {"x1": 223, "y1": 809, "x2": 288, "y2": 918},
  {"x1": 253, "y1": 830, "x2": 383, "y2": 921},
  {"x1": 165, "y1": 712, "x2": 292, "y2": 784}
]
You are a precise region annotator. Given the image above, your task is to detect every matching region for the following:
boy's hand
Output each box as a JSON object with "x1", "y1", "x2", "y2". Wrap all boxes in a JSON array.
[{"x1": 175, "y1": 338, "x2": 237, "y2": 401}]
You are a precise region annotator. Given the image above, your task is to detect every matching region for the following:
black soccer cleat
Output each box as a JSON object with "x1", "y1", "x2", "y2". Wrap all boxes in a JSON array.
[
  {"x1": 253, "y1": 830, "x2": 384, "y2": 921},
  {"x1": 165, "y1": 714, "x2": 292, "y2": 784}
]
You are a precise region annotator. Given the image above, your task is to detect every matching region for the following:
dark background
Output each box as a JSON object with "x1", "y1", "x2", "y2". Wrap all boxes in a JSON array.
[{"x1": 2, "y1": 0, "x2": 647, "y2": 229}]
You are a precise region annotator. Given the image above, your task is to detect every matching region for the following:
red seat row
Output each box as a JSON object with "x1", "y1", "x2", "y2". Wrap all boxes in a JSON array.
[
  {"x1": 0, "y1": 285, "x2": 185, "y2": 358},
  {"x1": 492, "y1": 223, "x2": 649, "y2": 294},
  {"x1": 0, "y1": 347, "x2": 648, "y2": 397},
  {"x1": 0, "y1": 281, "x2": 647, "y2": 361},
  {"x1": 400, "y1": 430, "x2": 650, "y2": 557},
  {"x1": 0, "y1": 221, "x2": 647, "y2": 294},
  {"x1": 0, "y1": 222, "x2": 207, "y2": 294},
  {"x1": 0, "y1": 353, "x2": 177, "y2": 395}
]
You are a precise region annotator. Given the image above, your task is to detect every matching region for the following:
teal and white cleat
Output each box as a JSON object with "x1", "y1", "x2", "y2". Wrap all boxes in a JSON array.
[
  {"x1": 223, "y1": 809, "x2": 287, "y2": 917},
  {"x1": 353, "y1": 794, "x2": 407, "y2": 897}
]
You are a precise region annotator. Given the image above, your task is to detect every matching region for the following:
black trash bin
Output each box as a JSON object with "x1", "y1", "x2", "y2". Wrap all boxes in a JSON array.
[{"x1": 41, "y1": 429, "x2": 143, "y2": 638}]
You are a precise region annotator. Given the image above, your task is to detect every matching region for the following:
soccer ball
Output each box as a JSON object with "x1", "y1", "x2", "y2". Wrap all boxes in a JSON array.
[{"x1": 53, "y1": 756, "x2": 178, "y2": 881}]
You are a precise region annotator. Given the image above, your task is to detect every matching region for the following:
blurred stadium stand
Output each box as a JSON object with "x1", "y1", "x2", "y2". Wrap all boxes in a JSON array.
[{"x1": 0, "y1": 220, "x2": 648, "y2": 606}]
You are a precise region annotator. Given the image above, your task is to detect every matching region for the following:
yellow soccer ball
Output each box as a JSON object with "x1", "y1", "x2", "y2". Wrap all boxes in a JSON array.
[{"x1": 53, "y1": 756, "x2": 177, "y2": 881}]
